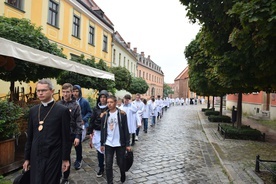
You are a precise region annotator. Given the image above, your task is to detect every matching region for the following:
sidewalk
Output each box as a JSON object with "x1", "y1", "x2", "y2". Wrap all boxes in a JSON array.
[{"x1": 197, "y1": 107, "x2": 276, "y2": 184}]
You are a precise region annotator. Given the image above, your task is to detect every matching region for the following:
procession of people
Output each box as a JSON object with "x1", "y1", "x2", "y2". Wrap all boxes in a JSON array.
[{"x1": 23, "y1": 78, "x2": 197, "y2": 184}]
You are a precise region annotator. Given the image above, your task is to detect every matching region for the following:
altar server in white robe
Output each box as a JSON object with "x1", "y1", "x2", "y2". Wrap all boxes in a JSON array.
[
  {"x1": 121, "y1": 94, "x2": 137, "y2": 146},
  {"x1": 132, "y1": 93, "x2": 144, "y2": 141}
]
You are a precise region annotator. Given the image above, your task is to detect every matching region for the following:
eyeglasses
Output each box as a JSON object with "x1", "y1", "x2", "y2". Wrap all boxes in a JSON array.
[{"x1": 36, "y1": 89, "x2": 50, "y2": 93}]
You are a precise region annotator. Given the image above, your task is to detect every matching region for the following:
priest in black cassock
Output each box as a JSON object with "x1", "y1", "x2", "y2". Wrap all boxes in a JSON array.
[{"x1": 23, "y1": 78, "x2": 71, "y2": 184}]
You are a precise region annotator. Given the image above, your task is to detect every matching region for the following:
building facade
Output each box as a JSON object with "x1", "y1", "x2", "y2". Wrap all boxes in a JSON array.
[
  {"x1": 112, "y1": 31, "x2": 137, "y2": 98},
  {"x1": 227, "y1": 92, "x2": 276, "y2": 120},
  {"x1": 170, "y1": 66, "x2": 192, "y2": 99},
  {"x1": 112, "y1": 31, "x2": 137, "y2": 76},
  {"x1": 0, "y1": 0, "x2": 114, "y2": 97},
  {"x1": 136, "y1": 51, "x2": 164, "y2": 100}
]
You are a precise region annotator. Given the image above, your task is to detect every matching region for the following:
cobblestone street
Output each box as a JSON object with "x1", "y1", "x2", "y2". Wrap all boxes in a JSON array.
[
  {"x1": 69, "y1": 104, "x2": 229, "y2": 183},
  {"x1": 6, "y1": 104, "x2": 230, "y2": 183}
]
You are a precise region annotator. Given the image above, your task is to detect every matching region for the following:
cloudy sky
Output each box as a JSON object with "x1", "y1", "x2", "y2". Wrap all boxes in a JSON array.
[{"x1": 95, "y1": 0, "x2": 201, "y2": 83}]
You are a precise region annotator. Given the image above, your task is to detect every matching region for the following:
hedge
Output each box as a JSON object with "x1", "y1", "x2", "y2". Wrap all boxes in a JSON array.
[{"x1": 208, "y1": 115, "x2": 231, "y2": 123}]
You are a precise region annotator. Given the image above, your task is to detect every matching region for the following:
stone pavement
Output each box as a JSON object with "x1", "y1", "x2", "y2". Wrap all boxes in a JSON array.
[
  {"x1": 5, "y1": 104, "x2": 276, "y2": 183},
  {"x1": 198, "y1": 107, "x2": 276, "y2": 184}
]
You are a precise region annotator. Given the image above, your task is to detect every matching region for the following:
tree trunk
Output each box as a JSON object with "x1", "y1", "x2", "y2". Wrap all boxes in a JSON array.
[
  {"x1": 236, "y1": 92, "x2": 242, "y2": 128},
  {"x1": 212, "y1": 96, "x2": 215, "y2": 109},
  {"x1": 9, "y1": 81, "x2": 15, "y2": 102},
  {"x1": 219, "y1": 95, "x2": 223, "y2": 116},
  {"x1": 207, "y1": 96, "x2": 210, "y2": 109}
]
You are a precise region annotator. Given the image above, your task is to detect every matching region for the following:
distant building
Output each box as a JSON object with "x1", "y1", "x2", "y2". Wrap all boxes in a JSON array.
[
  {"x1": 112, "y1": 31, "x2": 137, "y2": 76},
  {"x1": 112, "y1": 31, "x2": 137, "y2": 98},
  {"x1": 171, "y1": 66, "x2": 190, "y2": 99},
  {"x1": 135, "y1": 51, "x2": 164, "y2": 100}
]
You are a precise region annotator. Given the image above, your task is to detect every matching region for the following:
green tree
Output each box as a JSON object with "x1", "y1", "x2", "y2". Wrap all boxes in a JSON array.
[
  {"x1": 228, "y1": 0, "x2": 276, "y2": 92},
  {"x1": 185, "y1": 32, "x2": 226, "y2": 113},
  {"x1": 127, "y1": 77, "x2": 149, "y2": 94},
  {"x1": 109, "y1": 66, "x2": 132, "y2": 91},
  {"x1": 57, "y1": 56, "x2": 115, "y2": 92},
  {"x1": 0, "y1": 16, "x2": 66, "y2": 101},
  {"x1": 179, "y1": 0, "x2": 276, "y2": 127},
  {"x1": 163, "y1": 83, "x2": 173, "y2": 97}
]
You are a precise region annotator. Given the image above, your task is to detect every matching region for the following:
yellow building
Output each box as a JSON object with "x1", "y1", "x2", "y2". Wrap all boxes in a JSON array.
[{"x1": 0, "y1": 0, "x2": 114, "y2": 98}]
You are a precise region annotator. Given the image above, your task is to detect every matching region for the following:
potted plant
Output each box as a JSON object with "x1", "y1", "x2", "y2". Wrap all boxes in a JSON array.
[{"x1": 0, "y1": 100, "x2": 23, "y2": 166}]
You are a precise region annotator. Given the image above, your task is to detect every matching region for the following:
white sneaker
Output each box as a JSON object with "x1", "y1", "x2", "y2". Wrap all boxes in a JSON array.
[{"x1": 135, "y1": 136, "x2": 138, "y2": 141}]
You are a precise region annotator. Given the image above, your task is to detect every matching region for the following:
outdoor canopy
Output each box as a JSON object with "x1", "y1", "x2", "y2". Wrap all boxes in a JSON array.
[{"x1": 0, "y1": 37, "x2": 115, "y2": 80}]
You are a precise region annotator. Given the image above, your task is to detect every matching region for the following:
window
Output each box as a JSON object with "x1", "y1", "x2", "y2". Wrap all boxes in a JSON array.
[
  {"x1": 72, "y1": 15, "x2": 80, "y2": 38},
  {"x1": 7, "y1": 0, "x2": 24, "y2": 10},
  {"x1": 70, "y1": 53, "x2": 80, "y2": 61},
  {"x1": 131, "y1": 63, "x2": 133, "y2": 73},
  {"x1": 139, "y1": 70, "x2": 141, "y2": 77},
  {"x1": 48, "y1": 0, "x2": 58, "y2": 27},
  {"x1": 149, "y1": 74, "x2": 151, "y2": 81},
  {"x1": 123, "y1": 57, "x2": 126, "y2": 67},
  {"x1": 119, "y1": 53, "x2": 121, "y2": 66},
  {"x1": 89, "y1": 26, "x2": 95, "y2": 45},
  {"x1": 113, "y1": 49, "x2": 116, "y2": 64},
  {"x1": 103, "y1": 35, "x2": 108, "y2": 52}
]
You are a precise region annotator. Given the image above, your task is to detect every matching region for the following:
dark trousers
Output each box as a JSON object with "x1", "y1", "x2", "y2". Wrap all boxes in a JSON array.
[
  {"x1": 131, "y1": 133, "x2": 135, "y2": 144},
  {"x1": 74, "y1": 137, "x2": 82, "y2": 162},
  {"x1": 136, "y1": 127, "x2": 140, "y2": 136},
  {"x1": 142, "y1": 118, "x2": 148, "y2": 131},
  {"x1": 97, "y1": 150, "x2": 104, "y2": 170},
  {"x1": 105, "y1": 145, "x2": 126, "y2": 184},
  {"x1": 63, "y1": 134, "x2": 80, "y2": 179}
]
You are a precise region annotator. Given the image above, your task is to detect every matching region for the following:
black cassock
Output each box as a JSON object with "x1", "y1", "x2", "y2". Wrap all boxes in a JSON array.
[{"x1": 24, "y1": 101, "x2": 71, "y2": 184}]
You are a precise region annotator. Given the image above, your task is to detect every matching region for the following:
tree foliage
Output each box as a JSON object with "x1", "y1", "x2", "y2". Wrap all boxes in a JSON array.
[
  {"x1": 109, "y1": 66, "x2": 132, "y2": 91},
  {"x1": 127, "y1": 77, "x2": 149, "y2": 94},
  {"x1": 0, "y1": 16, "x2": 66, "y2": 83},
  {"x1": 163, "y1": 83, "x2": 174, "y2": 97},
  {"x1": 57, "y1": 56, "x2": 115, "y2": 92},
  {"x1": 180, "y1": 0, "x2": 276, "y2": 127}
]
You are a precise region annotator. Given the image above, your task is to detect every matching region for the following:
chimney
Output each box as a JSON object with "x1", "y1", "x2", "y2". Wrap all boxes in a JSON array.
[
  {"x1": 133, "y1": 47, "x2": 137, "y2": 53},
  {"x1": 148, "y1": 55, "x2": 150, "y2": 60},
  {"x1": 141, "y1": 52, "x2": 144, "y2": 57},
  {"x1": 127, "y1": 42, "x2": 131, "y2": 48}
]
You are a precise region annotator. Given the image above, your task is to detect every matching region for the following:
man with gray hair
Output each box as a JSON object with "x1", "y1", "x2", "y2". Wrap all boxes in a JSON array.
[{"x1": 23, "y1": 78, "x2": 71, "y2": 184}]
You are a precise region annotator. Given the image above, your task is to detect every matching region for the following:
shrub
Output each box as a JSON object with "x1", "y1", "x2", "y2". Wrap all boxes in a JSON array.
[
  {"x1": 0, "y1": 100, "x2": 23, "y2": 141},
  {"x1": 220, "y1": 124, "x2": 263, "y2": 140},
  {"x1": 208, "y1": 115, "x2": 231, "y2": 123},
  {"x1": 205, "y1": 110, "x2": 220, "y2": 116},
  {"x1": 202, "y1": 108, "x2": 215, "y2": 112}
]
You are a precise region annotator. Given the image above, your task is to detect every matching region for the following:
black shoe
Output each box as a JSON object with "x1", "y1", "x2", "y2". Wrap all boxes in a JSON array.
[
  {"x1": 74, "y1": 160, "x2": 82, "y2": 170},
  {"x1": 145, "y1": 130, "x2": 147, "y2": 133},
  {"x1": 61, "y1": 178, "x2": 69, "y2": 184},
  {"x1": 120, "y1": 173, "x2": 126, "y2": 183},
  {"x1": 131, "y1": 142, "x2": 135, "y2": 146},
  {"x1": 96, "y1": 169, "x2": 104, "y2": 177}
]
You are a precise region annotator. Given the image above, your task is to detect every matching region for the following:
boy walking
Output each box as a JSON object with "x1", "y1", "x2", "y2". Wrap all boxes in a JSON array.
[{"x1": 58, "y1": 83, "x2": 83, "y2": 184}]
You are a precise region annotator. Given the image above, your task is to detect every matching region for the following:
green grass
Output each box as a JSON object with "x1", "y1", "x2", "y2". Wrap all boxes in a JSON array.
[{"x1": 0, "y1": 176, "x2": 12, "y2": 184}]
